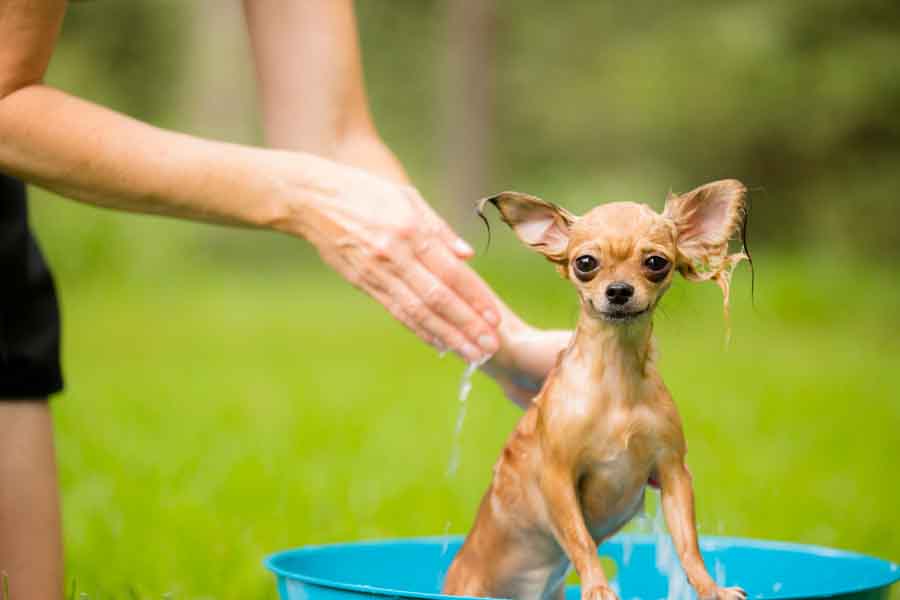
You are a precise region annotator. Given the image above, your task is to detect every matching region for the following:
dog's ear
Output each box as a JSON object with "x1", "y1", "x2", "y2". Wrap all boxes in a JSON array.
[
  {"x1": 477, "y1": 192, "x2": 576, "y2": 263},
  {"x1": 664, "y1": 179, "x2": 747, "y2": 279},
  {"x1": 664, "y1": 179, "x2": 750, "y2": 340}
]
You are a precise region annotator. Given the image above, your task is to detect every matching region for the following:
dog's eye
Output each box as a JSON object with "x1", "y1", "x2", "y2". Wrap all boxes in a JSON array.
[
  {"x1": 644, "y1": 255, "x2": 669, "y2": 271},
  {"x1": 573, "y1": 255, "x2": 599, "y2": 281},
  {"x1": 574, "y1": 255, "x2": 599, "y2": 274}
]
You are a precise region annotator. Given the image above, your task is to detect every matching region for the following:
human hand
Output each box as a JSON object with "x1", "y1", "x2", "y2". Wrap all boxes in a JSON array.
[
  {"x1": 272, "y1": 157, "x2": 500, "y2": 362},
  {"x1": 481, "y1": 317, "x2": 572, "y2": 407}
]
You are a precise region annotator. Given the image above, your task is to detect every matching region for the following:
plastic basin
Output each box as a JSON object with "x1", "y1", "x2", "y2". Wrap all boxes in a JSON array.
[{"x1": 265, "y1": 535, "x2": 899, "y2": 600}]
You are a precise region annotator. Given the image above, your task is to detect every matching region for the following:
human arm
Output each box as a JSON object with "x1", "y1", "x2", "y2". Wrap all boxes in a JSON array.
[
  {"x1": 243, "y1": 0, "x2": 572, "y2": 391},
  {"x1": 0, "y1": 1, "x2": 325, "y2": 230},
  {"x1": 243, "y1": 0, "x2": 407, "y2": 183},
  {"x1": 1, "y1": 0, "x2": 512, "y2": 361}
]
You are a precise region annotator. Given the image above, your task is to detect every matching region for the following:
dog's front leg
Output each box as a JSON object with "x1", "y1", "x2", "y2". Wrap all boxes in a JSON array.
[
  {"x1": 540, "y1": 466, "x2": 616, "y2": 600},
  {"x1": 657, "y1": 454, "x2": 747, "y2": 600}
]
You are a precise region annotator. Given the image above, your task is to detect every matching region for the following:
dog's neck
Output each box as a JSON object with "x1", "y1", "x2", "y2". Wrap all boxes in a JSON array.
[{"x1": 561, "y1": 306, "x2": 656, "y2": 392}]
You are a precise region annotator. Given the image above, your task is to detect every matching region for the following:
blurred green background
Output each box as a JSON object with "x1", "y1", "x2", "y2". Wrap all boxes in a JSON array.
[{"x1": 23, "y1": 1, "x2": 900, "y2": 598}]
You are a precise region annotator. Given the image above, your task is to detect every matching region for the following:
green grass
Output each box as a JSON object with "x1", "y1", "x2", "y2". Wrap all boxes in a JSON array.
[{"x1": 47, "y1": 246, "x2": 900, "y2": 598}]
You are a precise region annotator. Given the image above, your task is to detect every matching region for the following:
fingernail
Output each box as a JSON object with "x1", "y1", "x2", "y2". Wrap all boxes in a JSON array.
[
  {"x1": 478, "y1": 334, "x2": 499, "y2": 354},
  {"x1": 482, "y1": 310, "x2": 500, "y2": 326},
  {"x1": 460, "y1": 343, "x2": 480, "y2": 362},
  {"x1": 453, "y1": 238, "x2": 474, "y2": 256}
]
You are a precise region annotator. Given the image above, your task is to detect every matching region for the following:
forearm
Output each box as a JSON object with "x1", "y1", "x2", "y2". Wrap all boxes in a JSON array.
[
  {"x1": 0, "y1": 83, "x2": 311, "y2": 230},
  {"x1": 243, "y1": 0, "x2": 546, "y2": 366},
  {"x1": 243, "y1": 0, "x2": 407, "y2": 184}
]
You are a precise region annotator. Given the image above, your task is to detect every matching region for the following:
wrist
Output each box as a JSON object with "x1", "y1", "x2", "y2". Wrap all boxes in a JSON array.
[
  {"x1": 333, "y1": 130, "x2": 409, "y2": 185},
  {"x1": 244, "y1": 147, "x2": 338, "y2": 240},
  {"x1": 498, "y1": 307, "x2": 530, "y2": 341}
]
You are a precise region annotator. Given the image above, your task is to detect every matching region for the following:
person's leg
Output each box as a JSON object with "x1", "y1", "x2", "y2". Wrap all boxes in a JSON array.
[
  {"x1": 0, "y1": 400, "x2": 63, "y2": 600},
  {"x1": 1, "y1": 172, "x2": 65, "y2": 598}
]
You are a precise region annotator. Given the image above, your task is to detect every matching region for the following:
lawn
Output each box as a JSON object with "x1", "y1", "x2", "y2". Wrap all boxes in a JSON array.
[{"x1": 44, "y1": 228, "x2": 900, "y2": 598}]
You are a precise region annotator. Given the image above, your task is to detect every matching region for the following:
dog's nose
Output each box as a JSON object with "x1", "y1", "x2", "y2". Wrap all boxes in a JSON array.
[{"x1": 605, "y1": 282, "x2": 634, "y2": 305}]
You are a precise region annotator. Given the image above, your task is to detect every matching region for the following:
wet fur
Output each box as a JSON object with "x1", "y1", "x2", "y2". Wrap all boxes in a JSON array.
[{"x1": 444, "y1": 181, "x2": 750, "y2": 600}]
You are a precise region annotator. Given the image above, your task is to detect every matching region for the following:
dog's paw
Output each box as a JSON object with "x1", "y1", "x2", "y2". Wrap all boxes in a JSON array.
[
  {"x1": 700, "y1": 586, "x2": 747, "y2": 600},
  {"x1": 581, "y1": 584, "x2": 619, "y2": 600}
]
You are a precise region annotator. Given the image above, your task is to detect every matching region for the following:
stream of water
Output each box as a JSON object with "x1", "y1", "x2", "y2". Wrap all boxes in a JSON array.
[
  {"x1": 441, "y1": 359, "x2": 487, "y2": 565},
  {"x1": 446, "y1": 359, "x2": 484, "y2": 478}
]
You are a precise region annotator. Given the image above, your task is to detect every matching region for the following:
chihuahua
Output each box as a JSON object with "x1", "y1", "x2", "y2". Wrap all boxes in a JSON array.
[{"x1": 443, "y1": 180, "x2": 750, "y2": 600}]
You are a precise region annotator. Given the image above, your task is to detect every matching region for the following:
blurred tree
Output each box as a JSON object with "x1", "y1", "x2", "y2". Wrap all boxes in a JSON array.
[
  {"x1": 178, "y1": 0, "x2": 260, "y2": 144},
  {"x1": 53, "y1": 0, "x2": 191, "y2": 126},
  {"x1": 489, "y1": 0, "x2": 900, "y2": 253},
  {"x1": 34, "y1": 0, "x2": 900, "y2": 279},
  {"x1": 441, "y1": 0, "x2": 497, "y2": 231}
]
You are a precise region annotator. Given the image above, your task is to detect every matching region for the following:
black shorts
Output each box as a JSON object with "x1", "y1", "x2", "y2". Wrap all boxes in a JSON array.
[{"x1": 0, "y1": 173, "x2": 63, "y2": 399}]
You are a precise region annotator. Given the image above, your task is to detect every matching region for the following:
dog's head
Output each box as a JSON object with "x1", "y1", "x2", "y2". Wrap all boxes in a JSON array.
[{"x1": 479, "y1": 179, "x2": 748, "y2": 325}]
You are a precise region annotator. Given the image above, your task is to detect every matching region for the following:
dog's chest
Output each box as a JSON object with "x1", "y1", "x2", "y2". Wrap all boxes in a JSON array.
[
  {"x1": 575, "y1": 410, "x2": 660, "y2": 537},
  {"x1": 540, "y1": 365, "x2": 671, "y2": 538}
]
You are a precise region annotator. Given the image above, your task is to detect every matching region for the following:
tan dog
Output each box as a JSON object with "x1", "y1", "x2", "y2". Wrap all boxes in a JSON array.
[{"x1": 443, "y1": 180, "x2": 750, "y2": 600}]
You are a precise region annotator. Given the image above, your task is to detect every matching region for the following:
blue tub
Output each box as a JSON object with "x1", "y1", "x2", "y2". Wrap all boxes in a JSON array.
[{"x1": 265, "y1": 535, "x2": 899, "y2": 600}]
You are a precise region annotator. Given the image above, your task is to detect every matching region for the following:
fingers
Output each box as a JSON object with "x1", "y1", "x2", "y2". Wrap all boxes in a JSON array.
[
  {"x1": 436, "y1": 219, "x2": 475, "y2": 259},
  {"x1": 323, "y1": 182, "x2": 499, "y2": 360},
  {"x1": 345, "y1": 221, "x2": 498, "y2": 361},
  {"x1": 415, "y1": 233, "x2": 501, "y2": 329},
  {"x1": 409, "y1": 195, "x2": 475, "y2": 260},
  {"x1": 401, "y1": 190, "x2": 500, "y2": 346},
  {"x1": 400, "y1": 260, "x2": 499, "y2": 358},
  {"x1": 369, "y1": 279, "x2": 487, "y2": 364}
]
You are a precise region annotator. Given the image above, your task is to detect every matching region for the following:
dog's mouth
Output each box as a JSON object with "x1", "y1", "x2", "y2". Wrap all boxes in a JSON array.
[
  {"x1": 600, "y1": 308, "x2": 648, "y2": 322},
  {"x1": 588, "y1": 299, "x2": 650, "y2": 323}
]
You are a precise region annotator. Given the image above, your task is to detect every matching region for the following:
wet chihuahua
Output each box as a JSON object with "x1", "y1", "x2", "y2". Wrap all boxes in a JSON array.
[{"x1": 443, "y1": 180, "x2": 750, "y2": 600}]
